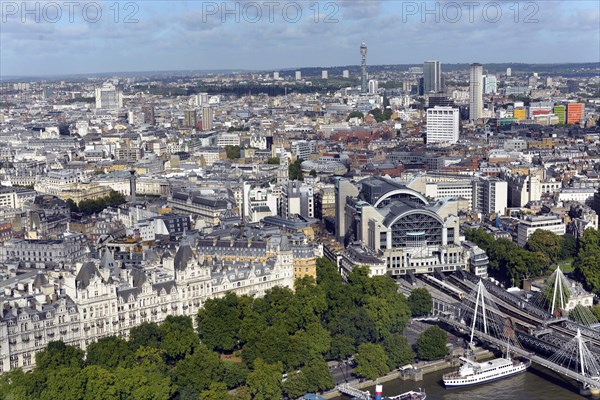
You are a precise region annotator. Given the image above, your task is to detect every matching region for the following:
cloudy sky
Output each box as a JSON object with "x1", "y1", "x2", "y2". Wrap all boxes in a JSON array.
[{"x1": 1, "y1": 0, "x2": 599, "y2": 77}]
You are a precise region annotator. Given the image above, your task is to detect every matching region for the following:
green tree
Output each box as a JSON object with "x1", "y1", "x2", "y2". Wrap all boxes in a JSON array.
[
  {"x1": 79, "y1": 365, "x2": 121, "y2": 400},
  {"x1": 294, "y1": 276, "x2": 328, "y2": 327},
  {"x1": 133, "y1": 346, "x2": 168, "y2": 372},
  {"x1": 282, "y1": 371, "x2": 307, "y2": 400},
  {"x1": 86, "y1": 336, "x2": 134, "y2": 369},
  {"x1": 328, "y1": 335, "x2": 355, "y2": 360},
  {"x1": 309, "y1": 169, "x2": 317, "y2": 177},
  {"x1": 559, "y1": 233, "x2": 578, "y2": 260},
  {"x1": 40, "y1": 367, "x2": 85, "y2": 400},
  {"x1": 66, "y1": 198, "x2": 79, "y2": 213},
  {"x1": 293, "y1": 322, "x2": 332, "y2": 363},
  {"x1": 199, "y1": 382, "x2": 233, "y2": 400},
  {"x1": 222, "y1": 362, "x2": 250, "y2": 389},
  {"x1": 354, "y1": 343, "x2": 389, "y2": 380},
  {"x1": 116, "y1": 367, "x2": 174, "y2": 400},
  {"x1": 129, "y1": 322, "x2": 162, "y2": 351},
  {"x1": 383, "y1": 334, "x2": 415, "y2": 370},
  {"x1": 574, "y1": 229, "x2": 600, "y2": 293},
  {"x1": 36, "y1": 341, "x2": 84, "y2": 371},
  {"x1": 288, "y1": 159, "x2": 304, "y2": 181},
  {"x1": 300, "y1": 359, "x2": 335, "y2": 394},
  {"x1": 407, "y1": 288, "x2": 433, "y2": 317},
  {"x1": 346, "y1": 111, "x2": 364, "y2": 121},
  {"x1": 159, "y1": 316, "x2": 199, "y2": 363},
  {"x1": 266, "y1": 157, "x2": 280, "y2": 165},
  {"x1": 232, "y1": 386, "x2": 253, "y2": 400},
  {"x1": 246, "y1": 358, "x2": 283, "y2": 400},
  {"x1": 416, "y1": 326, "x2": 449, "y2": 360},
  {"x1": 173, "y1": 344, "x2": 224, "y2": 394},
  {"x1": 225, "y1": 145, "x2": 241, "y2": 159},
  {"x1": 526, "y1": 230, "x2": 562, "y2": 264},
  {"x1": 197, "y1": 292, "x2": 242, "y2": 352}
]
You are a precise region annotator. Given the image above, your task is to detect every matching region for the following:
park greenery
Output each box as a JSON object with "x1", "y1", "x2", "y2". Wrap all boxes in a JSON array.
[
  {"x1": 1, "y1": 259, "x2": 445, "y2": 399},
  {"x1": 464, "y1": 228, "x2": 579, "y2": 287},
  {"x1": 266, "y1": 157, "x2": 280, "y2": 165},
  {"x1": 572, "y1": 229, "x2": 600, "y2": 293},
  {"x1": 466, "y1": 227, "x2": 600, "y2": 298},
  {"x1": 66, "y1": 190, "x2": 126, "y2": 216}
]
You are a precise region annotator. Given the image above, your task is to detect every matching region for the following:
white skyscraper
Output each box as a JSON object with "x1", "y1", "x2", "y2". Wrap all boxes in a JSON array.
[
  {"x1": 506, "y1": 67, "x2": 512, "y2": 77},
  {"x1": 95, "y1": 83, "x2": 123, "y2": 110},
  {"x1": 273, "y1": 72, "x2": 280, "y2": 80},
  {"x1": 469, "y1": 63, "x2": 483, "y2": 121},
  {"x1": 426, "y1": 106, "x2": 460, "y2": 145},
  {"x1": 322, "y1": 70, "x2": 328, "y2": 79},
  {"x1": 368, "y1": 79, "x2": 378, "y2": 95},
  {"x1": 343, "y1": 70, "x2": 349, "y2": 78},
  {"x1": 295, "y1": 71, "x2": 302, "y2": 80}
]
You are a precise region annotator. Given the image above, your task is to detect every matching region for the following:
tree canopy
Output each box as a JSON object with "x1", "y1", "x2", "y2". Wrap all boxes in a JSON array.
[
  {"x1": 225, "y1": 145, "x2": 241, "y2": 160},
  {"x1": 417, "y1": 326, "x2": 449, "y2": 361},
  {"x1": 573, "y1": 229, "x2": 600, "y2": 293},
  {"x1": 289, "y1": 159, "x2": 304, "y2": 181},
  {"x1": 407, "y1": 288, "x2": 433, "y2": 317}
]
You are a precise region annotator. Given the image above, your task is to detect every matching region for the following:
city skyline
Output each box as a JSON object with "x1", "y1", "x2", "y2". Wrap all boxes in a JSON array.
[{"x1": 1, "y1": 0, "x2": 599, "y2": 77}]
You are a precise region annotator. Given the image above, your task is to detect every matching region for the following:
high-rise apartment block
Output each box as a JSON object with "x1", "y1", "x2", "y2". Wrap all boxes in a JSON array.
[
  {"x1": 202, "y1": 107, "x2": 213, "y2": 131},
  {"x1": 469, "y1": 63, "x2": 483, "y2": 121}
]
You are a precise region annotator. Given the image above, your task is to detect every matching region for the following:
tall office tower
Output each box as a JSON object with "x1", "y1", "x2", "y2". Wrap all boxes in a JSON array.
[
  {"x1": 184, "y1": 110, "x2": 197, "y2": 127},
  {"x1": 343, "y1": 70, "x2": 349, "y2": 78},
  {"x1": 469, "y1": 63, "x2": 483, "y2": 121},
  {"x1": 95, "y1": 83, "x2": 123, "y2": 110},
  {"x1": 360, "y1": 42, "x2": 368, "y2": 93},
  {"x1": 423, "y1": 61, "x2": 442, "y2": 93},
  {"x1": 368, "y1": 79, "x2": 379, "y2": 95},
  {"x1": 273, "y1": 72, "x2": 280, "y2": 80},
  {"x1": 202, "y1": 107, "x2": 213, "y2": 131},
  {"x1": 142, "y1": 105, "x2": 155, "y2": 125},
  {"x1": 295, "y1": 71, "x2": 302, "y2": 80},
  {"x1": 426, "y1": 106, "x2": 460, "y2": 145},
  {"x1": 322, "y1": 70, "x2": 328, "y2": 79},
  {"x1": 506, "y1": 67, "x2": 512, "y2": 77},
  {"x1": 483, "y1": 74, "x2": 497, "y2": 94}
]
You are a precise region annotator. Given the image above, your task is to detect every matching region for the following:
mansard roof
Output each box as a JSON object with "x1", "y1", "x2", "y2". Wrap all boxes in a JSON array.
[
  {"x1": 75, "y1": 261, "x2": 101, "y2": 290},
  {"x1": 173, "y1": 243, "x2": 194, "y2": 271}
]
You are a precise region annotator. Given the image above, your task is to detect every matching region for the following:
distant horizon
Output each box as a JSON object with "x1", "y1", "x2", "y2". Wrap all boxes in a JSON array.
[
  {"x1": 2, "y1": 61, "x2": 599, "y2": 81},
  {"x1": 1, "y1": 1, "x2": 598, "y2": 78}
]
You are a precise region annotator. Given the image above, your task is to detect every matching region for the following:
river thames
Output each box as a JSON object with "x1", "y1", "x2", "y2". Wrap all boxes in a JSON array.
[{"x1": 332, "y1": 363, "x2": 587, "y2": 399}]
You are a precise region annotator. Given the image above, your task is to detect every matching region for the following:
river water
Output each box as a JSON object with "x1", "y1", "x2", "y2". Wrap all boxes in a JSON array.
[{"x1": 332, "y1": 363, "x2": 586, "y2": 399}]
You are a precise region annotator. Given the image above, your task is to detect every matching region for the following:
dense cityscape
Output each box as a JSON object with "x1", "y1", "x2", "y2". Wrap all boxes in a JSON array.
[{"x1": 1, "y1": 2, "x2": 600, "y2": 399}]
